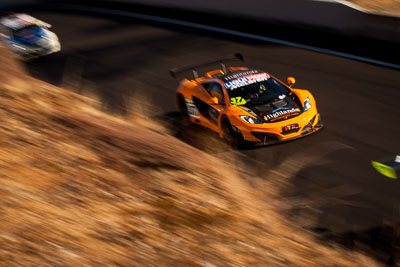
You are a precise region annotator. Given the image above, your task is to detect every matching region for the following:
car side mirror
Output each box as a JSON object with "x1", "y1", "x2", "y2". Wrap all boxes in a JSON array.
[
  {"x1": 211, "y1": 97, "x2": 219, "y2": 104},
  {"x1": 287, "y1": 77, "x2": 296, "y2": 87}
]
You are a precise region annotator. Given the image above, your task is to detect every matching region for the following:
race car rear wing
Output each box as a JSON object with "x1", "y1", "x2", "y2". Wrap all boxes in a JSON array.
[{"x1": 169, "y1": 53, "x2": 244, "y2": 79}]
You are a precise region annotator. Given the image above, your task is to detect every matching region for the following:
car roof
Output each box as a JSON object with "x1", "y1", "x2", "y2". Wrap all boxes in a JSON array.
[
  {"x1": 212, "y1": 69, "x2": 266, "y2": 82},
  {"x1": 206, "y1": 69, "x2": 270, "y2": 83},
  {"x1": 0, "y1": 14, "x2": 50, "y2": 30}
]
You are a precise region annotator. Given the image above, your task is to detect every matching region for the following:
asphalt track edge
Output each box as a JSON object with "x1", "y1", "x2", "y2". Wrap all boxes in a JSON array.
[{"x1": 37, "y1": 3, "x2": 400, "y2": 71}]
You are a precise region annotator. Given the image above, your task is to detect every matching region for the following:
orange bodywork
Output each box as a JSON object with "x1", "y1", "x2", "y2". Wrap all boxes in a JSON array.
[{"x1": 175, "y1": 66, "x2": 322, "y2": 145}]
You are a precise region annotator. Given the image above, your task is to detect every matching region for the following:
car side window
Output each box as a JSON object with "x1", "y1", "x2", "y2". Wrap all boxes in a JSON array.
[{"x1": 203, "y1": 82, "x2": 225, "y2": 105}]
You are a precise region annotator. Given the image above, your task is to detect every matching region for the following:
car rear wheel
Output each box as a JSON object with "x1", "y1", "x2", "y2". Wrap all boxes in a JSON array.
[
  {"x1": 176, "y1": 94, "x2": 191, "y2": 128},
  {"x1": 177, "y1": 94, "x2": 188, "y2": 116}
]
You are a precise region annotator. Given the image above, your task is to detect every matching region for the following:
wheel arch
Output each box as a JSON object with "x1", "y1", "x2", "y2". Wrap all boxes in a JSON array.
[
  {"x1": 176, "y1": 93, "x2": 186, "y2": 113},
  {"x1": 219, "y1": 114, "x2": 230, "y2": 128}
]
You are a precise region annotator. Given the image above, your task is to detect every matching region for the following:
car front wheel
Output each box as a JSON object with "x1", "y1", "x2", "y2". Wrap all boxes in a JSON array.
[{"x1": 221, "y1": 117, "x2": 246, "y2": 149}]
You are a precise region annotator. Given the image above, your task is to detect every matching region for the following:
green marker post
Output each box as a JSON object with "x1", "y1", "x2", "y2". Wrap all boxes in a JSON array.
[{"x1": 371, "y1": 155, "x2": 400, "y2": 179}]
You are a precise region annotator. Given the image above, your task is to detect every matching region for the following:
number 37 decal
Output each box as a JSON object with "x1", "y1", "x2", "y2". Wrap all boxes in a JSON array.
[{"x1": 230, "y1": 97, "x2": 247, "y2": 106}]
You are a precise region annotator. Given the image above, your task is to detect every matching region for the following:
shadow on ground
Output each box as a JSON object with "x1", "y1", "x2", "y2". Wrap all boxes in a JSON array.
[
  {"x1": 280, "y1": 147, "x2": 400, "y2": 265},
  {"x1": 160, "y1": 111, "x2": 233, "y2": 154}
]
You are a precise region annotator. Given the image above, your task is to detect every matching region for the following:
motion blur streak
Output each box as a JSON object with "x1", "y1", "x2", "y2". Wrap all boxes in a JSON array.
[
  {"x1": 50, "y1": 3, "x2": 400, "y2": 70},
  {"x1": 0, "y1": 42, "x2": 376, "y2": 266},
  {"x1": 19, "y1": 5, "x2": 400, "y2": 264}
]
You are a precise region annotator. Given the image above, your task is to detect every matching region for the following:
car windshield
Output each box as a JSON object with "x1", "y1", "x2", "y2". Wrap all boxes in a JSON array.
[
  {"x1": 227, "y1": 77, "x2": 290, "y2": 106},
  {"x1": 13, "y1": 24, "x2": 43, "y2": 40}
]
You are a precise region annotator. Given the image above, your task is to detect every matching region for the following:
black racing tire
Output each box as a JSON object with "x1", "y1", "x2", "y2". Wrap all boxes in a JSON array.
[
  {"x1": 176, "y1": 94, "x2": 191, "y2": 127},
  {"x1": 221, "y1": 117, "x2": 247, "y2": 149},
  {"x1": 177, "y1": 94, "x2": 188, "y2": 116}
]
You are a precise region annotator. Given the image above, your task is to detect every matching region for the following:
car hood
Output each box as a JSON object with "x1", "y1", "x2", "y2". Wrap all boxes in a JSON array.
[{"x1": 238, "y1": 94, "x2": 303, "y2": 123}]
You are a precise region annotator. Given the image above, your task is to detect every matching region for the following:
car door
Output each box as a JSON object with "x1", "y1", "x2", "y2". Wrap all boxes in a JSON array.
[{"x1": 192, "y1": 81, "x2": 226, "y2": 132}]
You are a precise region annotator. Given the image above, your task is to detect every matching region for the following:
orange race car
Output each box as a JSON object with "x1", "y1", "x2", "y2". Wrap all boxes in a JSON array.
[{"x1": 170, "y1": 53, "x2": 323, "y2": 148}]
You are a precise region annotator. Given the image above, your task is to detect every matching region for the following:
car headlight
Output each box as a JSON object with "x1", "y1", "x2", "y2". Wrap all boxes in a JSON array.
[
  {"x1": 303, "y1": 97, "x2": 312, "y2": 112},
  {"x1": 239, "y1": 115, "x2": 264, "y2": 124}
]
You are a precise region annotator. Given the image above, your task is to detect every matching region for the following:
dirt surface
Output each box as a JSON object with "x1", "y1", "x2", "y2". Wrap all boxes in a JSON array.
[
  {"x1": 0, "y1": 44, "x2": 378, "y2": 266},
  {"x1": 344, "y1": 0, "x2": 400, "y2": 16}
]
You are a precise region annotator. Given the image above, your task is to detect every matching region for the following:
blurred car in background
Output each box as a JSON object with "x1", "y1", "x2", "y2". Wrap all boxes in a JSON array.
[
  {"x1": 170, "y1": 53, "x2": 323, "y2": 148},
  {"x1": 0, "y1": 13, "x2": 60, "y2": 60}
]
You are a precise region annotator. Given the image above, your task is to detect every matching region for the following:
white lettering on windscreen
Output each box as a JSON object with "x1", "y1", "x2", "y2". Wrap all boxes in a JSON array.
[{"x1": 225, "y1": 73, "x2": 270, "y2": 90}]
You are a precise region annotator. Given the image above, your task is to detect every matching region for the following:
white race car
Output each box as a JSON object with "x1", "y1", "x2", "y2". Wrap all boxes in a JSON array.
[{"x1": 0, "y1": 13, "x2": 61, "y2": 60}]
